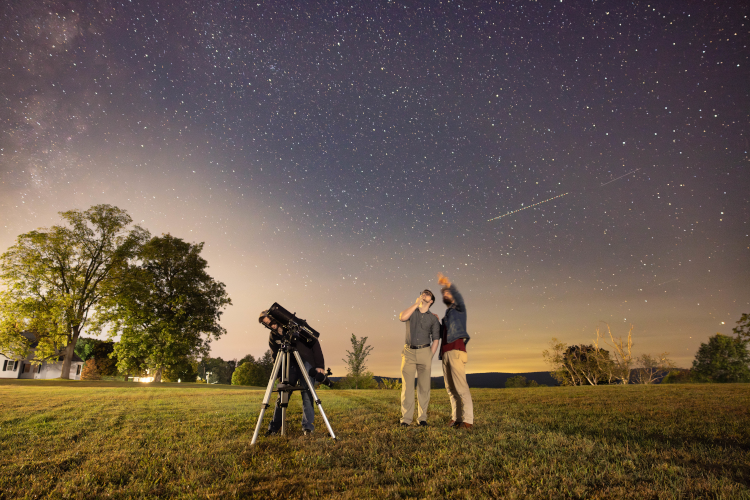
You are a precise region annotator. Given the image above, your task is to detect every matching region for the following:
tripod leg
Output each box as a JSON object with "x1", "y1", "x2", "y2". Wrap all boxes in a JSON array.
[
  {"x1": 250, "y1": 350, "x2": 284, "y2": 445},
  {"x1": 293, "y1": 351, "x2": 337, "y2": 440},
  {"x1": 280, "y1": 351, "x2": 290, "y2": 436}
]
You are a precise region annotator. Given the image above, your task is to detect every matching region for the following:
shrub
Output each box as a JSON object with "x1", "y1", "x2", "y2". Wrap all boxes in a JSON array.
[
  {"x1": 334, "y1": 372, "x2": 378, "y2": 389},
  {"x1": 661, "y1": 369, "x2": 694, "y2": 384},
  {"x1": 505, "y1": 375, "x2": 528, "y2": 388},
  {"x1": 380, "y1": 377, "x2": 402, "y2": 390},
  {"x1": 80, "y1": 359, "x2": 102, "y2": 380}
]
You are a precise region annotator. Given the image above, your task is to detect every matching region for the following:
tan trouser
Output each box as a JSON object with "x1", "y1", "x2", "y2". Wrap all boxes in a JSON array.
[
  {"x1": 442, "y1": 349, "x2": 473, "y2": 424},
  {"x1": 400, "y1": 345, "x2": 433, "y2": 424}
]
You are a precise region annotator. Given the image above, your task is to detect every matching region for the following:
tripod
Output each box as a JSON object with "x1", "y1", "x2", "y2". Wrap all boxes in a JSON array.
[{"x1": 251, "y1": 337, "x2": 337, "y2": 444}]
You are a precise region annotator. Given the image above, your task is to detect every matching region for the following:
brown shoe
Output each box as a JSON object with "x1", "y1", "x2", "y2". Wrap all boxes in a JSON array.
[
  {"x1": 459, "y1": 423, "x2": 473, "y2": 430},
  {"x1": 448, "y1": 420, "x2": 461, "y2": 428}
]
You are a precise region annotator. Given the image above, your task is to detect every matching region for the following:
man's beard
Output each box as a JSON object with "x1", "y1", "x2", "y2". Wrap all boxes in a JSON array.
[{"x1": 442, "y1": 297, "x2": 453, "y2": 306}]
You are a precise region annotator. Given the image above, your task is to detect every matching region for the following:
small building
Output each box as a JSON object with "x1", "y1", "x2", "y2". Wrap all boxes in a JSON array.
[{"x1": 0, "y1": 332, "x2": 84, "y2": 380}]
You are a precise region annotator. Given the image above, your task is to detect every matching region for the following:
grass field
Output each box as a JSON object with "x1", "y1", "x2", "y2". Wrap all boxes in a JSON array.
[{"x1": 1, "y1": 381, "x2": 749, "y2": 499}]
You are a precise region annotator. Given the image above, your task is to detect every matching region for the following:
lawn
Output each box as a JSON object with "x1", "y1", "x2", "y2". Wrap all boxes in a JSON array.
[{"x1": 1, "y1": 381, "x2": 749, "y2": 499}]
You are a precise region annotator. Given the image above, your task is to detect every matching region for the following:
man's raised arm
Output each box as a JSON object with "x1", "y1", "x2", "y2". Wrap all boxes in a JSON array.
[{"x1": 399, "y1": 296, "x2": 421, "y2": 322}]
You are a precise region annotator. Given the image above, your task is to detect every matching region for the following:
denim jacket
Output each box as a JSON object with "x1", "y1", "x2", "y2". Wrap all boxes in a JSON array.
[{"x1": 441, "y1": 284, "x2": 470, "y2": 353}]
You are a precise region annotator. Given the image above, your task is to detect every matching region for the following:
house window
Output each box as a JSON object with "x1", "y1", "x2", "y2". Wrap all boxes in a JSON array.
[
  {"x1": 2, "y1": 360, "x2": 6, "y2": 371},
  {"x1": 76, "y1": 364, "x2": 81, "y2": 375},
  {"x1": 12, "y1": 361, "x2": 18, "y2": 371},
  {"x1": 23, "y1": 364, "x2": 31, "y2": 373},
  {"x1": 37, "y1": 365, "x2": 42, "y2": 374}
]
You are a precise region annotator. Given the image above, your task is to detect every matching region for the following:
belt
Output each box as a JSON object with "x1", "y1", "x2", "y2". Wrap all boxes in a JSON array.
[{"x1": 407, "y1": 343, "x2": 431, "y2": 349}]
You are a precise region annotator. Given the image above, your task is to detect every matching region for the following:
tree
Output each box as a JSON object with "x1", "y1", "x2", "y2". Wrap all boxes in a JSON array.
[
  {"x1": 633, "y1": 353, "x2": 675, "y2": 384},
  {"x1": 596, "y1": 323, "x2": 635, "y2": 384},
  {"x1": 342, "y1": 333, "x2": 377, "y2": 389},
  {"x1": 692, "y1": 334, "x2": 750, "y2": 383},
  {"x1": 74, "y1": 337, "x2": 99, "y2": 362},
  {"x1": 542, "y1": 338, "x2": 611, "y2": 386},
  {"x1": 0, "y1": 205, "x2": 146, "y2": 378},
  {"x1": 232, "y1": 350, "x2": 275, "y2": 386},
  {"x1": 232, "y1": 362, "x2": 262, "y2": 386},
  {"x1": 94, "y1": 234, "x2": 231, "y2": 382},
  {"x1": 342, "y1": 333, "x2": 373, "y2": 389},
  {"x1": 163, "y1": 356, "x2": 199, "y2": 383},
  {"x1": 733, "y1": 313, "x2": 750, "y2": 342},
  {"x1": 77, "y1": 338, "x2": 119, "y2": 380},
  {"x1": 199, "y1": 357, "x2": 237, "y2": 384}
]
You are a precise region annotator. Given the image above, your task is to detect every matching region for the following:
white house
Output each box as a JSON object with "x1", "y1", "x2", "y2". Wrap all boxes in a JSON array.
[{"x1": 0, "y1": 332, "x2": 84, "y2": 380}]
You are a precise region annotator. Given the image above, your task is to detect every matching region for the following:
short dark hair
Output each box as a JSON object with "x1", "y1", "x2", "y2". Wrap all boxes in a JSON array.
[{"x1": 441, "y1": 287, "x2": 451, "y2": 294}]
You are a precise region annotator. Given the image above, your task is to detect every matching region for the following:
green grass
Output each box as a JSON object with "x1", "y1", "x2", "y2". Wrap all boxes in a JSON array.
[{"x1": 1, "y1": 381, "x2": 749, "y2": 499}]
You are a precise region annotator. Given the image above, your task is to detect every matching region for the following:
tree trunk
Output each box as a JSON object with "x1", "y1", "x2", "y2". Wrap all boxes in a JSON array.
[
  {"x1": 59, "y1": 328, "x2": 79, "y2": 379},
  {"x1": 153, "y1": 366, "x2": 162, "y2": 383}
]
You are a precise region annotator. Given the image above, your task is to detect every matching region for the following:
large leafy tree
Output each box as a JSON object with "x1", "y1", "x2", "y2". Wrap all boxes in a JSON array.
[
  {"x1": 542, "y1": 338, "x2": 612, "y2": 386},
  {"x1": 733, "y1": 313, "x2": 750, "y2": 342},
  {"x1": 199, "y1": 357, "x2": 237, "y2": 384},
  {"x1": 95, "y1": 234, "x2": 231, "y2": 382},
  {"x1": 0, "y1": 205, "x2": 146, "y2": 378},
  {"x1": 692, "y1": 334, "x2": 750, "y2": 383},
  {"x1": 231, "y1": 350, "x2": 275, "y2": 386}
]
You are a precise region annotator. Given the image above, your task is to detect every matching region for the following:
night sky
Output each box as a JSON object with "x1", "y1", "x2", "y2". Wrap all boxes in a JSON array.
[{"x1": 1, "y1": 1, "x2": 748, "y2": 377}]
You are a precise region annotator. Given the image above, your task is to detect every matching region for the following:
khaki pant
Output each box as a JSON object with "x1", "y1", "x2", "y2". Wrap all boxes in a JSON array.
[
  {"x1": 400, "y1": 345, "x2": 433, "y2": 424},
  {"x1": 442, "y1": 349, "x2": 473, "y2": 425}
]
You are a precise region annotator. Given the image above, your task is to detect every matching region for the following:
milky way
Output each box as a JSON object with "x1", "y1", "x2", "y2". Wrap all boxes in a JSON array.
[{"x1": 1, "y1": 1, "x2": 748, "y2": 375}]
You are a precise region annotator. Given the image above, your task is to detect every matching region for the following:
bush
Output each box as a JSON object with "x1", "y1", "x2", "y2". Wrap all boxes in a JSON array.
[
  {"x1": 380, "y1": 377, "x2": 402, "y2": 390},
  {"x1": 505, "y1": 375, "x2": 545, "y2": 388},
  {"x1": 80, "y1": 359, "x2": 101, "y2": 381},
  {"x1": 506, "y1": 375, "x2": 528, "y2": 388},
  {"x1": 334, "y1": 372, "x2": 378, "y2": 389},
  {"x1": 661, "y1": 369, "x2": 694, "y2": 384}
]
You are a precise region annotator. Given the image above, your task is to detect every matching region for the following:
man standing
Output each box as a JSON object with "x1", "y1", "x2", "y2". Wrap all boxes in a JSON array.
[
  {"x1": 438, "y1": 273, "x2": 473, "y2": 429},
  {"x1": 398, "y1": 289, "x2": 440, "y2": 427},
  {"x1": 260, "y1": 313, "x2": 326, "y2": 436}
]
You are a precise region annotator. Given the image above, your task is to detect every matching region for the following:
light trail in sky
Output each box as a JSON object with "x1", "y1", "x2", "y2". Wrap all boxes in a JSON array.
[
  {"x1": 600, "y1": 168, "x2": 641, "y2": 187},
  {"x1": 487, "y1": 192, "x2": 570, "y2": 222}
]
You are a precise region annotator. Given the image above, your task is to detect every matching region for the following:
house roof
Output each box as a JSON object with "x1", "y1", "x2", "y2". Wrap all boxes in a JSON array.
[{"x1": 21, "y1": 331, "x2": 39, "y2": 348}]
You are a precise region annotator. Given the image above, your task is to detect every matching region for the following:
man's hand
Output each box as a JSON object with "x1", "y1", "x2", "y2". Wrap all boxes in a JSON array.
[
  {"x1": 430, "y1": 339, "x2": 440, "y2": 357},
  {"x1": 316, "y1": 368, "x2": 325, "y2": 374},
  {"x1": 437, "y1": 272, "x2": 451, "y2": 288}
]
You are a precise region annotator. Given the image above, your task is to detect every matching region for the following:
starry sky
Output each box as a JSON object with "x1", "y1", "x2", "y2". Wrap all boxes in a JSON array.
[{"x1": 1, "y1": 0, "x2": 748, "y2": 377}]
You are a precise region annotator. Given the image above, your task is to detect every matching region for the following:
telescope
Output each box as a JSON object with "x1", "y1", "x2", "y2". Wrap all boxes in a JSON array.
[
  {"x1": 258, "y1": 302, "x2": 320, "y2": 346},
  {"x1": 252, "y1": 302, "x2": 336, "y2": 444}
]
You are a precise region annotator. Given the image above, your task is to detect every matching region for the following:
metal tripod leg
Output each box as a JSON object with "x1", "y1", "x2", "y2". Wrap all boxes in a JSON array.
[
  {"x1": 250, "y1": 350, "x2": 284, "y2": 445},
  {"x1": 280, "y1": 351, "x2": 290, "y2": 436},
  {"x1": 293, "y1": 351, "x2": 337, "y2": 440}
]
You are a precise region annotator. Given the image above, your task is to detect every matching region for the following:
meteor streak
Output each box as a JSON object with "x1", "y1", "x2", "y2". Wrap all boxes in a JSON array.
[
  {"x1": 487, "y1": 192, "x2": 570, "y2": 222},
  {"x1": 600, "y1": 168, "x2": 641, "y2": 187}
]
